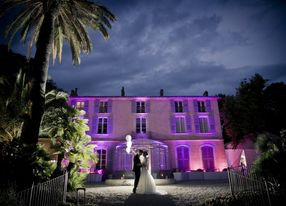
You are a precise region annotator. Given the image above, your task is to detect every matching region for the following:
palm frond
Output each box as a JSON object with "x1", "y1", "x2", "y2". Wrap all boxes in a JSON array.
[
  {"x1": 28, "y1": 15, "x2": 44, "y2": 58},
  {"x1": 56, "y1": 26, "x2": 63, "y2": 64},
  {"x1": 51, "y1": 37, "x2": 56, "y2": 65},
  {"x1": 5, "y1": 3, "x2": 41, "y2": 49},
  {"x1": 20, "y1": 3, "x2": 43, "y2": 43},
  {"x1": 1, "y1": 0, "x2": 115, "y2": 64},
  {"x1": 98, "y1": 23, "x2": 109, "y2": 39},
  {"x1": 69, "y1": 34, "x2": 81, "y2": 65},
  {"x1": 0, "y1": 0, "x2": 34, "y2": 18}
]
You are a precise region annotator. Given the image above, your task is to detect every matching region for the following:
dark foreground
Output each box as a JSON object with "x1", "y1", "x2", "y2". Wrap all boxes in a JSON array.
[{"x1": 67, "y1": 180, "x2": 230, "y2": 206}]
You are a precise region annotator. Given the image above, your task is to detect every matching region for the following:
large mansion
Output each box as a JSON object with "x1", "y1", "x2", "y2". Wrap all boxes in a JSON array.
[{"x1": 68, "y1": 96, "x2": 228, "y2": 178}]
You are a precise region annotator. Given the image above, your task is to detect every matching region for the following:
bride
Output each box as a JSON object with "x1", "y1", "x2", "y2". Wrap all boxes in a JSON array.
[{"x1": 136, "y1": 151, "x2": 157, "y2": 194}]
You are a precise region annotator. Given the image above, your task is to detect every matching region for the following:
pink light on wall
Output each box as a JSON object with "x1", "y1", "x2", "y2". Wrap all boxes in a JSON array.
[
  {"x1": 136, "y1": 114, "x2": 147, "y2": 118},
  {"x1": 190, "y1": 160, "x2": 204, "y2": 171},
  {"x1": 134, "y1": 97, "x2": 149, "y2": 101},
  {"x1": 215, "y1": 161, "x2": 228, "y2": 171},
  {"x1": 89, "y1": 169, "x2": 104, "y2": 174}
]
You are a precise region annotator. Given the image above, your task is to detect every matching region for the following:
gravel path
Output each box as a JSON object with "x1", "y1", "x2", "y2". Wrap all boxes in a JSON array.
[{"x1": 67, "y1": 180, "x2": 230, "y2": 206}]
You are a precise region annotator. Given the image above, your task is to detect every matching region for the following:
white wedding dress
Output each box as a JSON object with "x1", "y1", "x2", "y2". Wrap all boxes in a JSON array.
[{"x1": 136, "y1": 155, "x2": 157, "y2": 194}]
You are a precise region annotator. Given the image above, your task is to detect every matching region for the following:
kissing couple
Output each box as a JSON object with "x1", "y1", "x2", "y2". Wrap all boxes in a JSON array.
[{"x1": 132, "y1": 149, "x2": 157, "y2": 194}]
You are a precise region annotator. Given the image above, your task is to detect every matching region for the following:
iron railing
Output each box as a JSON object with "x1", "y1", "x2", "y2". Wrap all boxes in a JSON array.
[
  {"x1": 227, "y1": 167, "x2": 279, "y2": 206},
  {"x1": 16, "y1": 172, "x2": 68, "y2": 206}
]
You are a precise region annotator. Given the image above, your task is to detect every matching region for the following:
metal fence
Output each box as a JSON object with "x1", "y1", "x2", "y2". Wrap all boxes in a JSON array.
[
  {"x1": 16, "y1": 172, "x2": 68, "y2": 206},
  {"x1": 227, "y1": 167, "x2": 279, "y2": 206}
]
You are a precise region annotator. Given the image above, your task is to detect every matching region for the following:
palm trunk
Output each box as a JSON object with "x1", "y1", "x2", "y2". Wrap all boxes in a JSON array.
[
  {"x1": 21, "y1": 5, "x2": 58, "y2": 145},
  {"x1": 20, "y1": 3, "x2": 59, "y2": 188},
  {"x1": 52, "y1": 153, "x2": 65, "y2": 177}
]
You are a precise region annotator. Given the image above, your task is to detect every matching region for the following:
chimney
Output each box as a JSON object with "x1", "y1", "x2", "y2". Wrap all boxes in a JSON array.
[
  {"x1": 121, "y1": 87, "x2": 125, "y2": 96},
  {"x1": 160, "y1": 89, "x2": 164, "y2": 96},
  {"x1": 203, "y1": 90, "x2": 208, "y2": 96},
  {"x1": 70, "y1": 87, "x2": 78, "y2": 96}
]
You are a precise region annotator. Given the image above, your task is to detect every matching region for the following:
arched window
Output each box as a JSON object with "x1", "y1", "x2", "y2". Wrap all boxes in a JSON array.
[
  {"x1": 201, "y1": 146, "x2": 214, "y2": 172},
  {"x1": 116, "y1": 147, "x2": 132, "y2": 171},
  {"x1": 151, "y1": 146, "x2": 168, "y2": 171},
  {"x1": 176, "y1": 146, "x2": 190, "y2": 171}
]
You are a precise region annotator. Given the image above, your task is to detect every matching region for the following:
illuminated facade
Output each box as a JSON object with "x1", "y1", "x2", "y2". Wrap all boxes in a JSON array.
[{"x1": 69, "y1": 96, "x2": 228, "y2": 177}]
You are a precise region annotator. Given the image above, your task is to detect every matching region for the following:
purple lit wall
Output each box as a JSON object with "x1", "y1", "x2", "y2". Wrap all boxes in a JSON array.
[{"x1": 68, "y1": 96, "x2": 228, "y2": 175}]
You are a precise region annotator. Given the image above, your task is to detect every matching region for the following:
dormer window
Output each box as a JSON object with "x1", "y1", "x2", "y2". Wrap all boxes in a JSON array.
[
  {"x1": 175, "y1": 101, "x2": 183, "y2": 113},
  {"x1": 99, "y1": 101, "x2": 108, "y2": 113},
  {"x1": 198, "y1": 101, "x2": 206, "y2": 112},
  {"x1": 136, "y1": 101, "x2": 145, "y2": 113}
]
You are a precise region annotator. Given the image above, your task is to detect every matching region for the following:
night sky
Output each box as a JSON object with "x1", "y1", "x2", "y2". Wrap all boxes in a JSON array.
[{"x1": 1, "y1": 0, "x2": 286, "y2": 96}]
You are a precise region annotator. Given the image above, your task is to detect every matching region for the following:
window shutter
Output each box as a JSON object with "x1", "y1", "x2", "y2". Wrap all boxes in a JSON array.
[
  {"x1": 146, "y1": 100, "x2": 151, "y2": 113},
  {"x1": 206, "y1": 100, "x2": 212, "y2": 112},
  {"x1": 183, "y1": 100, "x2": 189, "y2": 112},
  {"x1": 92, "y1": 116, "x2": 98, "y2": 134},
  {"x1": 194, "y1": 115, "x2": 200, "y2": 133},
  {"x1": 170, "y1": 115, "x2": 176, "y2": 133},
  {"x1": 193, "y1": 100, "x2": 198, "y2": 112},
  {"x1": 170, "y1": 100, "x2": 175, "y2": 112},
  {"x1": 209, "y1": 114, "x2": 216, "y2": 133},
  {"x1": 94, "y1": 100, "x2": 99, "y2": 113},
  {"x1": 84, "y1": 101, "x2": 89, "y2": 116},
  {"x1": 186, "y1": 115, "x2": 192, "y2": 133},
  {"x1": 108, "y1": 116, "x2": 113, "y2": 134},
  {"x1": 131, "y1": 100, "x2": 136, "y2": 113},
  {"x1": 107, "y1": 99, "x2": 112, "y2": 113}
]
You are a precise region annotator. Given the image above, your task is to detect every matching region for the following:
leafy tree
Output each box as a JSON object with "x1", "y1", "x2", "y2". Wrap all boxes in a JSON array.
[
  {"x1": 0, "y1": 69, "x2": 54, "y2": 190},
  {"x1": 221, "y1": 74, "x2": 267, "y2": 146},
  {"x1": 0, "y1": 45, "x2": 31, "y2": 115},
  {"x1": 252, "y1": 130, "x2": 286, "y2": 195},
  {"x1": 263, "y1": 83, "x2": 286, "y2": 135},
  {"x1": 40, "y1": 90, "x2": 96, "y2": 189},
  {"x1": 221, "y1": 73, "x2": 286, "y2": 146},
  {"x1": 0, "y1": 0, "x2": 115, "y2": 147}
]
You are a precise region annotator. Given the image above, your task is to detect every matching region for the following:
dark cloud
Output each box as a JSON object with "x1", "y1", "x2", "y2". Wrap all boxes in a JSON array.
[{"x1": 1, "y1": 0, "x2": 286, "y2": 96}]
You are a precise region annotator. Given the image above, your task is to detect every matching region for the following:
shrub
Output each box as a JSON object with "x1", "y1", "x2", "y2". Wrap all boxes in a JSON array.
[{"x1": 0, "y1": 185, "x2": 18, "y2": 206}]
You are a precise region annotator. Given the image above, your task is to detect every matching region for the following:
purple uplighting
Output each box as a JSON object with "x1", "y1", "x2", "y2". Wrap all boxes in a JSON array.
[{"x1": 69, "y1": 96, "x2": 229, "y2": 176}]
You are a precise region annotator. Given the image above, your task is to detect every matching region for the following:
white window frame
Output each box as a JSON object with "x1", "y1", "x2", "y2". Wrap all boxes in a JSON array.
[
  {"x1": 199, "y1": 117, "x2": 209, "y2": 133},
  {"x1": 97, "y1": 117, "x2": 108, "y2": 134},
  {"x1": 136, "y1": 117, "x2": 147, "y2": 133},
  {"x1": 175, "y1": 101, "x2": 184, "y2": 113},
  {"x1": 198, "y1": 101, "x2": 206, "y2": 112},
  {"x1": 99, "y1": 101, "x2": 108, "y2": 113},
  {"x1": 175, "y1": 116, "x2": 186, "y2": 133},
  {"x1": 95, "y1": 149, "x2": 107, "y2": 170},
  {"x1": 136, "y1": 101, "x2": 146, "y2": 113},
  {"x1": 76, "y1": 101, "x2": 85, "y2": 110}
]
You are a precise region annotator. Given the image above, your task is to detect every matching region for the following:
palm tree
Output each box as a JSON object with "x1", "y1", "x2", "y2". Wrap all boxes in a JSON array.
[{"x1": 0, "y1": 0, "x2": 115, "y2": 144}]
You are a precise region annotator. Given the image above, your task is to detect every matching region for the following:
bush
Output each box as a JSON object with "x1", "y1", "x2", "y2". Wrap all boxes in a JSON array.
[
  {"x1": 0, "y1": 138, "x2": 55, "y2": 190},
  {"x1": 252, "y1": 131, "x2": 286, "y2": 194},
  {"x1": 68, "y1": 167, "x2": 88, "y2": 190},
  {"x1": 0, "y1": 186, "x2": 18, "y2": 206}
]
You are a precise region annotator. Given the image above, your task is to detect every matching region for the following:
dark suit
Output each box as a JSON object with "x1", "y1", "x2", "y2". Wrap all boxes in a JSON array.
[{"x1": 132, "y1": 154, "x2": 141, "y2": 193}]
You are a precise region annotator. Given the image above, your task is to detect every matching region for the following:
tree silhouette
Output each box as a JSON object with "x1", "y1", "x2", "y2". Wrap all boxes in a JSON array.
[{"x1": 0, "y1": 1, "x2": 115, "y2": 146}]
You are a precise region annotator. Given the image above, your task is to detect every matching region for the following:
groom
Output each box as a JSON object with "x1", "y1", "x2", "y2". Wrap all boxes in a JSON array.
[{"x1": 132, "y1": 149, "x2": 143, "y2": 194}]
